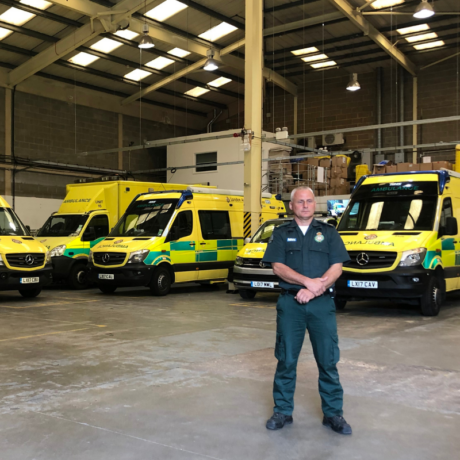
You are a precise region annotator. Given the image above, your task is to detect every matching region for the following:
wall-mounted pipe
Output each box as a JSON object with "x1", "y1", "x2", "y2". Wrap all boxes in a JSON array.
[
  {"x1": 207, "y1": 109, "x2": 222, "y2": 133},
  {"x1": 400, "y1": 66, "x2": 405, "y2": 156},
  {"x1": 376, "y1": 67, "x2": 383, "y2": 150}
]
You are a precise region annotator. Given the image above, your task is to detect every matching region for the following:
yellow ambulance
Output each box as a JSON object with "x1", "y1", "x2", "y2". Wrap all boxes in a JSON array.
[
  {"x1": 0, "y1": 196, "x2": 52, "y2": 297},
  {"x1": 37, "y1": 179, "x2": 197, "y2": 289},
  {"x1": 335, "y1": 169, "x2": 460, "y2": 316},
  {"x1": 87, "y1": 187, "x2": 285, "y2": 295}
]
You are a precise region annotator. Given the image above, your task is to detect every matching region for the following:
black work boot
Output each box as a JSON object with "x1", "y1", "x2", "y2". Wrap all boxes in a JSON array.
[
  {"x1": 266, "y1": 412, "x2": 293, "y2": 430},
  {"x1": 322, "y1": 415, "x2": 352, "y2": 435}
]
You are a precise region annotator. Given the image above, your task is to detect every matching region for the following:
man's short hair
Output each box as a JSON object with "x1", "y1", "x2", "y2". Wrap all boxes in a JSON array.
[{"x1": 290, "y1": 186, "x2": 315, "y2": 202}]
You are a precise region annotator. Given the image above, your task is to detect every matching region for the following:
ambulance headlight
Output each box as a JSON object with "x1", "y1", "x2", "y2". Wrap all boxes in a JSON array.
[
  {"x1": 0, "y1": 254, "x2": 4, "y2": 266},
  {"x1": 45, "y1": 251, "x2": 52, "y2": 264},
  {"x1": 88, "y1": 250, "x2": 93, "y2": 263},
  {"x1": 399, "y1": 248, "x2": 427, "y2": 267},
  {"x1": 127, "y1": 249, "x2": 149, "y2": 264},
  {"x1": 235, "y1": 256, "x2": 244, "y2": 266},
  {"x1": 50, "y1": 245, "x2": 66, "y2": 257}
]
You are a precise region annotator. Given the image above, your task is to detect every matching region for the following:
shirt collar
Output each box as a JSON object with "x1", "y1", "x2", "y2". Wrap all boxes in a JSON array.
[{"x1": 289, "y1": 218, "x2": 319, "y2": 228}]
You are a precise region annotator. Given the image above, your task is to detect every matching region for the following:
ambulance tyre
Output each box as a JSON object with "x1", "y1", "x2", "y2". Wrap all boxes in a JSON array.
[
  {"x1": 420, "y1": 275, "x2": 443, "y2": 317},
  {"x1": 239, "y1": 289, "x2": 256, "y2": 300},
  {"x1": 68, "y1": 263, "x2": 90, "y2": 290},
  {"x1": 99, "y1": 285, "x2": 117, "y2": 294},
  {"x1": 150, "y1": 266, "x2": 171, "y2": 296},
  {"x1": 19, "y1": 288, "x2": 41, "y2": 298},
  {"x1": 334, "y1": 298, "x2": 347, "y2": 310}
]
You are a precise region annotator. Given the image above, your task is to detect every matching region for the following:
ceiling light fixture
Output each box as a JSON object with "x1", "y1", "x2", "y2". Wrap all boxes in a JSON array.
[
  {"x1": 199, "y1": 22, "x2": 238, "y2": 42},
  {"x1": 413, "y1": 0, "x2": 435, "y2": 19},
  {"x1": 346, "y1": 73, "x2": 361, "y2": 91},
  {"x1": 146, "y1": 56, "x2": 175, "y2": 70},
  {"x1": 370, "y1": 0, "x2": 404, "y2": 9},
  {"x1": 405, "y1": 32, "x2": 437, "y2": 43},
  {"x1": 413, "y1": 40, "x2": 444, "y2": 50},
  {"x1": 91, "y1": 38, "x2": 123, "y2": 53},
  {"x1": 311, "y1": 60, "x2": 337, "y2": 69},
  {"x1": 124, "y1": 69, "x2": 152, "y2": 81},
  {"x1": 138, "y1": 23, "x2": 154, "y2": 49},
  {"x1": 68, "y1": 52, "x2": 99, "y2": 67},
  {"x1": 397, "y1": 24, "x2": 430, "y2": 35},
  {"x1": 168, "y1": 47, "x2": 190, "y2": 58},
  {"x1": 301, "y1": 53, "x2": 329, "y2": 63},
  {"x1": 114, "y1": 29, "x2": 139, "y2": 40},
  {"x1": 203, "y1": 48, "x2": 219, "y2": 71},
  {"x1": 145, "y1": 0, "x2": 187, "y2": 22},
  {"x1": 291, "y1": 47, "x2": 319, "y2": 56},
  {"x1": 185, "y1": 87, "x2": 210, "y2": 97},
  {"x1": 208, "y1": 76, "x2": 232, "y2": 87}
]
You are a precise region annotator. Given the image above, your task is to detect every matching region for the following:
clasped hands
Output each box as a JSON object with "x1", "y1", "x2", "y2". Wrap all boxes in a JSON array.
[{"x1": 294, "y1": 276, "x2": 328, "y2": 304}]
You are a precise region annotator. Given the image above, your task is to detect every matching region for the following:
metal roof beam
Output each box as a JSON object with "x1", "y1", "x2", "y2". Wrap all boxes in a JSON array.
[
  {"x1": 179, "y1": 0, "x2": 244, "y2": 30},
  {"x1": 326, "y1": 0, "x2": 417, "y2": 75},
  {"x1": 263, "y1": 0, "x2": 319, "y2": 13}
]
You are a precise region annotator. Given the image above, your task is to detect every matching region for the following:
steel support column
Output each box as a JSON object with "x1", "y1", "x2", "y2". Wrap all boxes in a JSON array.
[
  {"x1": 118, "y1": 114, "x2": 123, "y2": 171},
  {"x1": 244, "y1": 0, "x2": 263, "y2": 236},
  {"x1": 413, "y1": 77, "x2": 418, "y2": 163}
]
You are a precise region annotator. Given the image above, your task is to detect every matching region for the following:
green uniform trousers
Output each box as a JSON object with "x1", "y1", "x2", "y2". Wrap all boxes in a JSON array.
[{"x1": 273, "y1": 292, "x2": 343, "y2": 417}]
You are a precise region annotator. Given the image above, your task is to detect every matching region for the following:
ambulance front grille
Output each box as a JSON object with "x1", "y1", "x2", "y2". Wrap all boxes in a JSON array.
[
  {"x1": 6, "y1": 253, "x2": 45, "y2": 268},
  {"x1": 242, "y1": 258, "x2": 270, "y2": 268},
  {"x1": 345, "y1": 251, "x2": 397, "y2": 269},
  {"x1": 94, "y1": 252, "x2": 127, "y2": 265}
]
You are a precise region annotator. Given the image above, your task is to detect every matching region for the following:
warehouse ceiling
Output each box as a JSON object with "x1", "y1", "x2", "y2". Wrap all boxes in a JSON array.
[{"x1": 0, "y1": 0, "x2": 458, "y2": 119}]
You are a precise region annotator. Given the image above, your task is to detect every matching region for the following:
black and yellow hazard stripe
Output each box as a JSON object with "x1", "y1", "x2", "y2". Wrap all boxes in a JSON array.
[{"x1": 244, "y1": 212, "x2": 251, "y2": 238}]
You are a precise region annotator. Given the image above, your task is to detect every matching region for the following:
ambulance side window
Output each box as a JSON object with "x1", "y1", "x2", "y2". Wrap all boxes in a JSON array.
[
  {"x1": 440, "y1": 198, "x2": 453, "y2": 229},
  {"x1": 199, "y1": 211, "x2": 231, "y2": 240},
  {"x1": 87, "y1": 215, "x2": 109, "y2": 240},
  {"x1": 168, "y1": 211, "x2": 193, "y2": 241}
]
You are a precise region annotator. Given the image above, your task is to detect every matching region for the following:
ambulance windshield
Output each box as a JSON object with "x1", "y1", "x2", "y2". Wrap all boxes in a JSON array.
[
  {"x1": 252, "y1": 219, "x2": 289, "y2": 243},
  {"x1": 111, "y1": 199, "x2": 178, "y2": 237},
  {"x1": 0, "y1": 207, "x2": 28, "y2": 236},
  {"x1": 38, "y1": 214, "x2": 89, "y2": 237}
]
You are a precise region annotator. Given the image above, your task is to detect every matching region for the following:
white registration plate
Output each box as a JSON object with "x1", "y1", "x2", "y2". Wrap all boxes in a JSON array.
[
  {"x1": 348, "y1": 280, "x2": 378, "y2": 289},
  {"x1": 98, "y1": 274, "x2": 114, "y2": 280},
  {"x1": 251, "y1": 281, "x2": 274, "y2": 288},
  {"x1": 20, "y1": 277, "x2": 39, "y2": 284}
]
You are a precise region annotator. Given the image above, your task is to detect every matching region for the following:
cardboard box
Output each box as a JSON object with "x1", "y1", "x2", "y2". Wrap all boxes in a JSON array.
[
  {"x1": 306, "y1": 158, "x2": 320, "y2": 167},
  {"x1": 331, "y1": 167, "x2": 347, "y2": 179},
  {"x1": 331, "y1": 156, "x2": 348, "y2": 168},
  {"x1": 373, "y1": 164, "x2": 386, "y2": 174},
  {"x1": 419, "y1": 163, "x2": 433, "y2": 171},
  {"x1": 319, "y1": 159, "x2": 331, "y2": 168},
  {"x1": 432, "y1": 161, "x2": 452, "y2": 170},
  {"x1": 335, "y1": 183, "x2": 350, "y2": 195},
  {"x1": 331, "y1": 177, "x2": 347, "y2": 188},
  {"x1": 316, "y1": 189, "x2": 326, "y2": 197},
  {"x1": 396, "y1": 163, "x2": 419, "y2": 172},
  {"x1": 385, "y1": 165, "x2": 397, "y2": 173}
]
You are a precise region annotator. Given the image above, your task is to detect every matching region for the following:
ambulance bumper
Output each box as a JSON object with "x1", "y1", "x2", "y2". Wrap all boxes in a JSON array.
[
  {"x1": 336, "y1": 266, "x2": 434, "y2": 301},
  {"x1": 0, "y1": 266, "x2": 53, "y2": 291},
  {"x1": 233, "y1": 265, "x2": 281, "y2": 292},
  {"x1": 87, "y1": 263, "x2": 153, "y2": 287}
]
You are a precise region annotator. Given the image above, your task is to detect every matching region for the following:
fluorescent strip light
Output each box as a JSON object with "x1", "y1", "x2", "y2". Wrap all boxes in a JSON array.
[
  {"x1": 291, "y1": 47, "x2": 319, "y2": 56},
  {"x1": 311, "y1": 60, "x2": 337, "y2": 69},
  {"x1": 0, "y1": 7, "x2": 35, "y2": 26},
  {"x1": 90, "y1": 38, "x2": 123, "y2": 53},
  {"x1": 405, "y1": 32, "x2": 438, "y2": 43},
  {"x1": 114, "y1": 30, "x2": 139, "y2": 40},
  {"x1": 302, "y1": 53, "x2": 329, "y2": 63},
  {"x1": 370, "y1": 0, "x2": 404, "y2": 9},
  {"x1": 145, "y1": 0, "x2": 187, "y2": 22},
  {"x1": 0, "y1": 27, "x2": 12, "y2": 40},
  {"x1": 19, "y1": 0, "x2": 52, "y2": 9},
  {"x1": 168, "y1": 47, "x2": 190, "y2": 58},
  {"x1": 185, "y1": 87, "x2": 210, "y2": 97},
  {"x1": 208, "y1": 77, "x2": 232, "y2": 87},
  {"x1": 397, "y1": 24, "x2": 429, "y2": 35},
  {"x1": 146, "y1": 56, "x2": 175, "y2": 70},
  {"x1": 199, "y1": 22, "x2": 238, "y2": 42},
  {"x1": 124, "y1": 69, "x2": 152, "y2": 81},
  {"x1": 414, "y1": 40, "x2": 445, "y2": 50},
  {"x1": 68, "y1": 52, "x2": 99, "y2": 67}
]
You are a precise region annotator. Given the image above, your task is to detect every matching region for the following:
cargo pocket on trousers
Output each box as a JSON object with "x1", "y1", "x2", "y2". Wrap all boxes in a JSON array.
[
  {"x1": 331, "y1": 334, "x2": 340, "y2": 366},
  {"x1": 275, "y1": 332, "x2": 285, "y2": 361}
]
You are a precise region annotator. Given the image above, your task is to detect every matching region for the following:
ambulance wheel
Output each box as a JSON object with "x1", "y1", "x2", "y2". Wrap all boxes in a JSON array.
[
  {"x1": 420, "y1": 276, "x2": 442, "y2": 316},
  {"x1": 334, "y1": 298, "x2": 347, "y2": 310},
  {"x1": 150, "y1": 266, "x2": 171, "y2": 296},
  {"x1": 68, "y1": 263, "x2": 90, "y2": 290},
  {"x1": 239, "y1": 289, "x2": 256, "y2": 300},
  {"x1": 99, "y1": 285, "x2": 117, "y2": 294},
  {"x1": 19, "y1": 288, "x2": 41, "y2": 298}
]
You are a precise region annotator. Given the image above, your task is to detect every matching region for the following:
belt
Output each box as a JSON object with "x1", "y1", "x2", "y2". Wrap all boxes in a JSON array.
[{"x1": 281, "y1": 287, "x2": 335, "y2": 297}]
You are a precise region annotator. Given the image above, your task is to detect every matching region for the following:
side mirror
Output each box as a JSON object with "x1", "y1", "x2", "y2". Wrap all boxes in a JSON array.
[
  {"x1": 244, "y1": 237, "x2": 251, "y2": 245},
  {"x1": 444, "y1": 216, "x2": 458, "y2": 236},
  {"x1": 25, "y1": 225, "x2": 31, "y2": 234},
  {"x1": 166, "y1": 226, "x2": 180, "y2": 243},
  {"x1": 82, "y1": 227, "x2": 96, "y2": 242}
]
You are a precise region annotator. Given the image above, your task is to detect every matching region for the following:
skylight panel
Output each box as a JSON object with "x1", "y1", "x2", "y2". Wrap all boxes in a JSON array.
[
  {"x1": 146, "y1": 56, "x2": 175, "y2": 70},
  {"x1": 0, "y1": 27, "x2": 12, "y2": 40},
  {"x1": 90, "y1": 38, "x2": 123, "y2": 53},
  {"x1": 114, "y1": 30, "x2": 139, "y2": 40},
  {"x1": 397, "y1": 24, "x2": 430, "y2": 35},
  {"x1": 413, "y1": 40, "x2": 445, "y2": 50},
  {"x1": 124, "y1": 69, "x2": 151, "y2": 81},
  {"x1": 199, "y1": 22, "x2": 238, "y2": 42},
  {"x1": 370, "y1": 0, "x2": 404, "y2": 9},
  {"x1": 68, "y1": 52, "x2": 99, "y2": 67},
  {"x1": 185, "y1": 87, "x2": 210, "y2": 97},
  {"x1": 311, "y1": 60, "x2": 337, "y2": 69},
  {"x1": 168, "y1": 47, "x2": 190, "y2": 58},
  {"x1": 0, "y1": 7, "x2": 35, "y2": 26},
  {"x1": 405, "y1": 32, "x2": 438, "y2": 43},
  {"x1": 208, "y1": 77, "x2": 232, "y2": 87},
  {"x1": 302, "y1": 53, "x2": 329, "y2": 63},
  {"x1": 291, "y1": 47, "x2": 319, "y2": 56},
  {"x1": 19, "y1": 0, "x2": 52, "y2": 9},
  {"x1": 145, "y1": 0, "x2": 187, "y2": 22}
]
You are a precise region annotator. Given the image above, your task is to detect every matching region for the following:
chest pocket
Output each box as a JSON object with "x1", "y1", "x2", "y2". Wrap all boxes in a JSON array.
[
  {"x1": 307, "y1": 238, "x2": 330, "y2": 274},
  {"x1": 285, "y1": 238, "x2": 302, "y2": 271}
]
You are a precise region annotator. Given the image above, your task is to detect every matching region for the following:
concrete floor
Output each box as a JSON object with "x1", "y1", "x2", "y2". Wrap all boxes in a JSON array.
[{"x1": 0, "y1": 284, "x2": 459, "y2": 460}]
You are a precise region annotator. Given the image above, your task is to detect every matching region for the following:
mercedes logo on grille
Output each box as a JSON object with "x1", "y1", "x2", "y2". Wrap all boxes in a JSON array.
[
  {"x1": 356, "y1": 252, "x2": 370, "y2": 266},
  {"x1": 102, "y1": 253, "x2": 110, "y2": 263},
  {"x1": 25, "y1": 255, "x2": 34, "y2": 265}
]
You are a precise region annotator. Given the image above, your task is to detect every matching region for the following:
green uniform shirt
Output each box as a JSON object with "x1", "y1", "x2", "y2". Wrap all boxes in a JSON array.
[{"x1": 262, "y1": 218, "x2": 350, "y2": 291}]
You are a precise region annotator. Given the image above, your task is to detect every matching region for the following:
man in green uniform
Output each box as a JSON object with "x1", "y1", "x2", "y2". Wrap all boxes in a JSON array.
[{"x1": 263, "y1": 186, "x2": 352, "y2": 435}]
